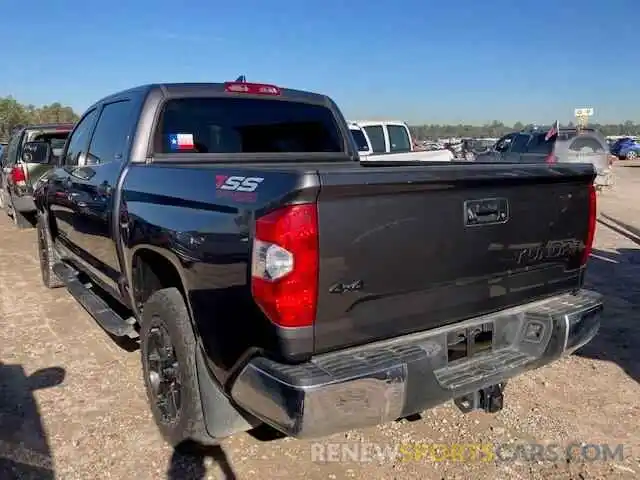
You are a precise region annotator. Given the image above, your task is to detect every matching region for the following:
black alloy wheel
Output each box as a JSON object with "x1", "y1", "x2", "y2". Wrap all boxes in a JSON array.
[{"x1": 145, "y1": 322, "x2": 182, "y2": 424}]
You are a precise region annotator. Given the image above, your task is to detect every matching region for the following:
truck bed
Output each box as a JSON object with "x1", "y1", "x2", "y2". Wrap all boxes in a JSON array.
[{"x1": 124, "y1": 160, "x2": 595, "y2": 360}]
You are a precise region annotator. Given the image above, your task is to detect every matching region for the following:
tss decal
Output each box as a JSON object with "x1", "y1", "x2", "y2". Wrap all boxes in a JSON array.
[{"x1": 216, "y1": 175, "x2": 264, "y2": 192}]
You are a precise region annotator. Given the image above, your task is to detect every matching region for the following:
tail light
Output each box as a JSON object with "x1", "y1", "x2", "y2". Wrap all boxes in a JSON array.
[
  {"x1": 224, "y1": 82, "x2": 281, "y2": 96},
  {"x1": 10, "y1": 165, "x2": 26, "y2": 185},
  {"x1": 581, "y1": 183, "x2": 597, "y2": 265},
  {"x1": 251, "y1": 204, "x2": 319, "y2": 328}
]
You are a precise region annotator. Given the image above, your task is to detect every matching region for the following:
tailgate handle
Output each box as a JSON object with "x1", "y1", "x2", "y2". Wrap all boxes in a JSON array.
[{"x1": 464, "y1": 198, "x2": 509, "y2": 226}]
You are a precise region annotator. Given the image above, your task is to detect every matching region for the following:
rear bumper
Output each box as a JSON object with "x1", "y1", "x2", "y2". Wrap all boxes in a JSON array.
[{"x1": 230, "y1": 289, "x2": 602, "y2": 439}]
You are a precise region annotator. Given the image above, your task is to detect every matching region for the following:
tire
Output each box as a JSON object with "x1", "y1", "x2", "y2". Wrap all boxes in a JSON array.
[
  {"x1": 140, "y1": 288, "x2": 214, "y2": 447},
  {"x1": 37, "y1": 214, "x2": 64, "y2": 289},
  {"x1": 626, "y1": 150, "x2": 638, "y2": 160}
]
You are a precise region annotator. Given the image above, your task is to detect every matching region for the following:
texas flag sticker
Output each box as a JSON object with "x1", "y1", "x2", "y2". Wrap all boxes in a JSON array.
[{"x1": 168, "y1": 133, "x2": 194, "y2": 151}]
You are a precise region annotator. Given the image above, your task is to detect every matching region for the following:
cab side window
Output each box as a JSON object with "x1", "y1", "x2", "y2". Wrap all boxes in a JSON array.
[
  {"x1": 495, "y1": 134, "x2": 515, "y2": 152},
  {"x1": 363, "y1": 125, "x2": 386, "y2": 153},
  {"x1": 387, "y1": 125, "x2": 412, "y2": 153},
  {"x1": 509, "y1": 134, "x2": 531, "y2": 153},
  {"x1": 63, "y1": 109, "x2": 98, "y2": 167},
  {"x1": 87, "y1": 100, "x2": 133, "y2": 166}
]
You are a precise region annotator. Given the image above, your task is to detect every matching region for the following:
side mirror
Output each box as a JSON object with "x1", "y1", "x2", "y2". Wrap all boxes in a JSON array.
[{"x1": 21, "y1": 141, "x2": 52, "y2": 164}]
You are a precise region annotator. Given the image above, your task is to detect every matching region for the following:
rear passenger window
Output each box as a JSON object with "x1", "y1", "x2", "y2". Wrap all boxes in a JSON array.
[
  {"x1": 569, "y1": 137, "x2": 605, "y2": 153},
  {"x1": 87, "y1": 101, "x2": 133, "y2": 165},
  {"x1": 510, "y1": 134, "x2": 530, "y2": 153},
  {"x1": 387, "y1": 125, "x2": 411, "y2": 153},
  {"x1": 527, "y1": 134, "x2": 554, "y2": 155},
  {"x1": 363, "y1": 126, "x2": 386, "y2": 153}
]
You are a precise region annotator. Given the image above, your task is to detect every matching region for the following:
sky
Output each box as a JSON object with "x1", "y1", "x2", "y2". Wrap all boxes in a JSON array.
[{"x1": 1, "y1": 0, "x2": 638, "y2": 125}]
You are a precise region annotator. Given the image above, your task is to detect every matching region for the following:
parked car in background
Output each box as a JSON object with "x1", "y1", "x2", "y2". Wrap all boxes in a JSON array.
[
  {"x1": 476, "y1": 125, "x2": 613, "y2": 190},
  {"x1": 609, "y1": 137, "x2": 640, "y2": 160},
  {"x1": 0, "y1": 123, "x2": 73, "y2": 227},
  {"x1": 348, "y1": 120, "x2": 454, "y2": 162}
]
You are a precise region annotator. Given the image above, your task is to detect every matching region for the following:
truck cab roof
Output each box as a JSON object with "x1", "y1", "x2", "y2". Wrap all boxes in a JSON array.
[
  {"x1": 88, "y1": 82, "x2": 333, "y2": 112},
  {"x1": 349, "y1": 120, "x2": 408, "y2": 127}
]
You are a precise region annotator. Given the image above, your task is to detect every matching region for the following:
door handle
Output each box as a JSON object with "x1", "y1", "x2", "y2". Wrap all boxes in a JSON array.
[{"x1": 464, "y1": 198, "x2": 509, "y2": 226}]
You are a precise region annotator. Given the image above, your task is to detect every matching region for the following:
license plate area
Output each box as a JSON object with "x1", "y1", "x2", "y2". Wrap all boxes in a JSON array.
[{"x1": 447, "y1": 322, "x2": 494, "y2": 363}]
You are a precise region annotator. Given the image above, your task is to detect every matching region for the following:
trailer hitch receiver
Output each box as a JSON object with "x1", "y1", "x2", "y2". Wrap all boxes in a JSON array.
[{"x1": 454, "y1": 383, "x2": 504, "y2": 414}]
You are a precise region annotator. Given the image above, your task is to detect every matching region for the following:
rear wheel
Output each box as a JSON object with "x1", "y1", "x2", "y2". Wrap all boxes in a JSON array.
[
  {"x1": 140, "y1": 288, "x2": 214, "y2": 447},
  {"x1": 626, "y1": 150, "x2": 638, "y2": 160}
]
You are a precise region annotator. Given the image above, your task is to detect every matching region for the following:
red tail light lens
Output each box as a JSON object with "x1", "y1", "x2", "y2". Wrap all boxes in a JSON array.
[
  {"x1": 251, "y1": 204, "x2": 318, "y2": 328},
  {"x1": 581, "y1": 183, "x2": 597, "y2": 265},
  {"x1": 224, "y1": 82, "x2": 281, "y2": 96},
  {"x1": 10, "y1": 165, "x2": 26, "y2": 184}
]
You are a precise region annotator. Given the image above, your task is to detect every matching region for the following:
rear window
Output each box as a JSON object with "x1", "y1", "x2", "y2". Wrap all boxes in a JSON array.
[
  {"x1": 569, "y1": 137, "x2": 605, "y2": 153},
  {"x1": 23, "y1": 130, "x2": 71, "y2": 160},
  {"x1": 155, "y1": 97, "x2": 343, "y2": 154}
]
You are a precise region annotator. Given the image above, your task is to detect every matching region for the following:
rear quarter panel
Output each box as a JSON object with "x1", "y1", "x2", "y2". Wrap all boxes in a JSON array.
[{"x1": 119, "y1": 163, "x2": 319, "y2": 376}]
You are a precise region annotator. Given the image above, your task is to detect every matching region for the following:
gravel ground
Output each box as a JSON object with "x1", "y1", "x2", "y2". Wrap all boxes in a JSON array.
[{"x1": 1, "y1": 164, "x2": 639, "y2": 479}]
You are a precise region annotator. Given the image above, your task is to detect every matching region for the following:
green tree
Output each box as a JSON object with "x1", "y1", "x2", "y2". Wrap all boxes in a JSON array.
[{"x1": 0, "y1": 96, "x2": 79, "y2": 141}]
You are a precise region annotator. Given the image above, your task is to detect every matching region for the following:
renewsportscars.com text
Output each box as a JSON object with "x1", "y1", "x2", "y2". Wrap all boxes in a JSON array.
[{"x1": 310, "y1": 442, "x2": 626, "y2": 464}]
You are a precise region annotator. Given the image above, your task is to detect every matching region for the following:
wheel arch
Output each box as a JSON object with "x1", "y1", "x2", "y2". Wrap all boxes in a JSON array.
[{"x1": 128, "y1": 245, "x2": 195, "y2": 328}]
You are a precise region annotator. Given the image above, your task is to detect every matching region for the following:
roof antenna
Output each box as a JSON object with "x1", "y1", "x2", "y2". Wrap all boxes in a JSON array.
[{"x1": 236, "y1": 75, "x2": 246, "y2": 83}]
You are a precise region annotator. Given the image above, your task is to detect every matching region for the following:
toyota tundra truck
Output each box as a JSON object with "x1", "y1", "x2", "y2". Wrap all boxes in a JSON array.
[{"x1": 32, "y1": 79, "x2": 603, "y2": 448}]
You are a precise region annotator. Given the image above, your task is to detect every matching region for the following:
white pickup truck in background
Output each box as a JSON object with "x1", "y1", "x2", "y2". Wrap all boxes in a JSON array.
[{"x1": 349, "y1": 120, "x2": 454, "y2": 162}]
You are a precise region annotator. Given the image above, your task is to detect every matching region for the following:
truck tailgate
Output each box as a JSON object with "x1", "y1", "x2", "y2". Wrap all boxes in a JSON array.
[{"x1": 314, "y1": 163, "x2": 595, "y2": 354}]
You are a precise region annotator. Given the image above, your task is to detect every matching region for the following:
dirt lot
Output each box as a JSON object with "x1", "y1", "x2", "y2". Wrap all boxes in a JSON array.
[{"x1": 1, "y1": 165, "x2": 639, "y2": 480}]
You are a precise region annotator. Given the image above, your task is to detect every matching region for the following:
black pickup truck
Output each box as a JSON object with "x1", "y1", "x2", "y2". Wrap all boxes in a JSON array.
[{"x1": 32, "y1": 80, "x2": 603, "y2": 447}]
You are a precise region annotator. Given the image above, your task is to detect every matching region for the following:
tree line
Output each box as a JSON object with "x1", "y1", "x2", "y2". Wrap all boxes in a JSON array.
[
  {"x1": 2, "y1": 95, "x2": 640, "y2": 143},
  {"x1": 408, "y1": 120, "x2": 640, "y2": 140},
  {"x1": 0, "y1": 96, "x2": 79, "y2": 142}
]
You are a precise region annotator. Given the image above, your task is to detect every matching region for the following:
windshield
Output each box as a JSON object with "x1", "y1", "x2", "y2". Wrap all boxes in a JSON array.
[
  {"x1": 155, "y1": 97, "x2": 344, "y2": 154},
  {"x1": 350, "y1": 128, "x2": 369, "y2": 152}
]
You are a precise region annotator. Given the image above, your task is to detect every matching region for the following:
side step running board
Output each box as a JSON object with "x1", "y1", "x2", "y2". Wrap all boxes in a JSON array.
[{"x1": 52, "y1": 262, "x2": 138, "y2": 339}]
